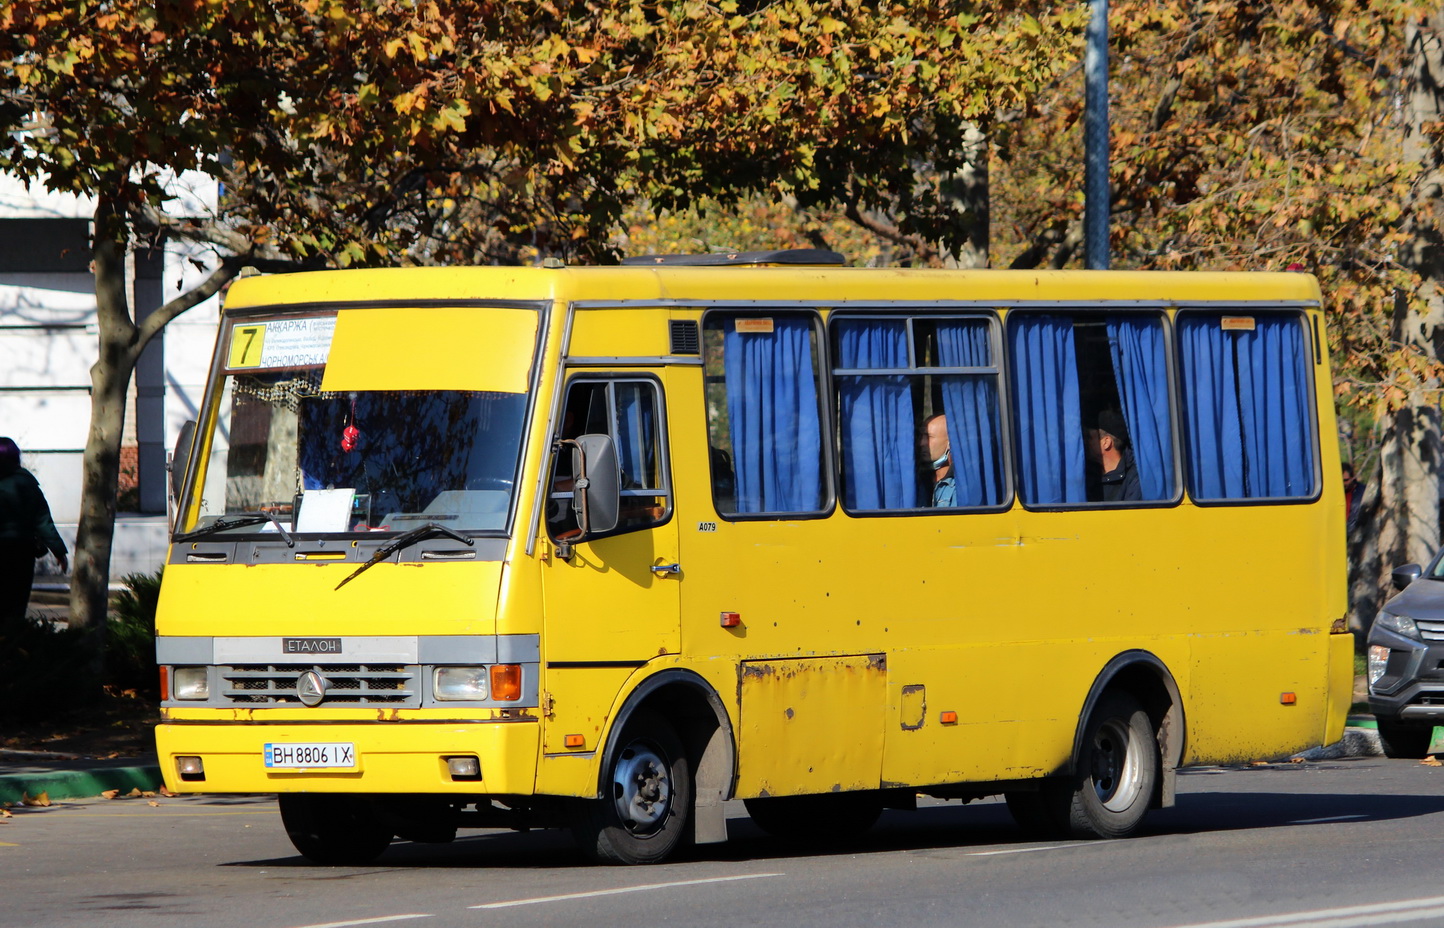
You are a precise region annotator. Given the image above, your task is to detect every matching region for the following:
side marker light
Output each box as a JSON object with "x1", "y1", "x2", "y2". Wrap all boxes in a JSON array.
[
  {"x1": 564, "y1": 734, "x2": 585, "y2": 749},
  {"x1": 940, "y1": 711, "x2": 958, "y2": 724},
  {"x1": 1280, "y1": 692, "x2": 1297, "y2": 706},
  {"x1": 720, "y1": 612, "x2": 742, "y2": 628}
]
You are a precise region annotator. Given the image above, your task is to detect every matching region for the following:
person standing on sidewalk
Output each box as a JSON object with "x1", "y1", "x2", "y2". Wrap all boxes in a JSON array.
[{"x1": 0, "y1": 437, "x2": 68, "y2": 625}]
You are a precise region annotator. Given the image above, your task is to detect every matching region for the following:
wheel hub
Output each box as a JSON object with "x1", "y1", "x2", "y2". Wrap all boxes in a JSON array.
[{"x1": 611, "y1": 743, "x2": 671, "y2": 834}]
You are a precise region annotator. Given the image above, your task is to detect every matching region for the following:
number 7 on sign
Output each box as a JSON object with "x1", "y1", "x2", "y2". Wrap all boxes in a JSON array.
[{"x1": 228, "y1": 325, "x2": 265, "y2": 368}]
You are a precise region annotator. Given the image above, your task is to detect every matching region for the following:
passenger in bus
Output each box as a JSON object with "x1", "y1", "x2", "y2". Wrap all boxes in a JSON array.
[
  {"x1": 922, "y1": 413, "x2": 957, "y2": 507},
  {"x1": 1085, "y1": 409, "x2": 1142, "y2": 502}
]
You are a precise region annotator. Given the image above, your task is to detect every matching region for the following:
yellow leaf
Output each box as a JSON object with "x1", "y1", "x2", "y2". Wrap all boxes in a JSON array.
[{"x1": 21, "y1": 792, "x2": 49, "y2": 807}]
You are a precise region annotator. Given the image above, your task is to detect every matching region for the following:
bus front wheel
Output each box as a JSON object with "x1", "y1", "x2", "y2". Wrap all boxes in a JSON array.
[
  {"x1": 1057, "y1": 691, "x2": 1158, "y2": 839},
  {"x1": 278, "y1": 795, "x2": 394, "y2": 865},
  {"x1": 571, "y1": 710, "x2": 693, "y2": 865}
]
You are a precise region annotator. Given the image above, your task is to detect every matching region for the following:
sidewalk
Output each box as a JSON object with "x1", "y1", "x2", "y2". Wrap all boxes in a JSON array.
[{"x1": 0, "y1": 751, "x2": 163, "y2": 804}]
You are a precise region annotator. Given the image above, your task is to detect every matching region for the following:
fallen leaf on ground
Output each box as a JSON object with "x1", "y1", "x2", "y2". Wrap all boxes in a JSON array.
[
  {"x1": 21, "y1": 792, "x2": 50, "y2": 807},
  {"x1": 1420, "y1": 755, "x2": 1442, "y2": 767},
  {"x1": 1, "y1": 809, "x2": 11, "y2": 818},
  {"x1": 101, "y1": 789, "x2": 120, "y2": 800},
  {"x1": 126, "y1": 788, "x2": 142, "y2": 798},
  {"x1": 1249, "y1": 761, "x2": 1269, "y2": 766},
  {"x1": 158, "y1": 787, "x2": 177, "y2": 797},
  {"x1": 141, "y1": 791, "x2": 156, "y2": 798},
  {"x1": 147, "y1": 800, "x2": 159, "y2": 808}
]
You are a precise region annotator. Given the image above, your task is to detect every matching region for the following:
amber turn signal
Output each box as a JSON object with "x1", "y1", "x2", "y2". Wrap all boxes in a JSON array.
[
  {"x1": 1280, "y1": 692, "x2": 1297, "y2": 705},
  {"x1": 490, "y1": 664, "x2": 522, "y2": 701}
]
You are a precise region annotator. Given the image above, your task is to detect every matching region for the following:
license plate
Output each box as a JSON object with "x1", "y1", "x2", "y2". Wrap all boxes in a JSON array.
[{"x1": 263, "y1": 742, "x2": 357, "y2": 769}]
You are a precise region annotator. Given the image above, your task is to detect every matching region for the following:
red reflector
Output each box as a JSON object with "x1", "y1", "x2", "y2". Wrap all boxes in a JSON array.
[
  {"x1": 1280, "y1": 692, "x2": 1297, "y2": 705},
  {"x1": 719, "y1": 612, "x2": 742, "y2": 628}
]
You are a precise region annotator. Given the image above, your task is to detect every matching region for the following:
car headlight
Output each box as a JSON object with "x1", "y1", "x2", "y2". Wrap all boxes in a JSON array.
[
  {"x1": 1375, "y1": 610, "x2": 1421, "y2": 639},
  {"x1": 173, "y1": 667, "x2": 210, "y2": 700},
  {"x1": 1368, "y1": 645, "x2": 1390, "y2": 687},
  {"x1": 434, "y1": 666, "x2": 488, "y2": 701}
]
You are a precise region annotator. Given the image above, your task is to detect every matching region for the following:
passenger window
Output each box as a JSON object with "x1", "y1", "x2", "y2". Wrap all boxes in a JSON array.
[
  {"x1": 703, "y1": 312, "x2": 827, "y2": 516},
  {"x1": 1008, "y1": 312, "x2": 1176, "y2": 506},
  {"x1": 831, "y1": 315, "x2": 1006, "y2": 511},
  {"x1": 1178, "y1": 312, "x2": 1316, "y2": 500},
  {"x1": 547, "y1": 378, "x2": 669, "y2": 539}
]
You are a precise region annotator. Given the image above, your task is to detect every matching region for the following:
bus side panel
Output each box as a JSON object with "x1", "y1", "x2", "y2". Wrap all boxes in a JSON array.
[{"x1": 735, "y1": 655, "x2": 887, "y2": 798}]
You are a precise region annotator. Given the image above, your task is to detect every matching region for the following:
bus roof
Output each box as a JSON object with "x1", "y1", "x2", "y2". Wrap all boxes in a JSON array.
[{"x1": 221, "y1": 264, "x2": 1323, "y2": 313}]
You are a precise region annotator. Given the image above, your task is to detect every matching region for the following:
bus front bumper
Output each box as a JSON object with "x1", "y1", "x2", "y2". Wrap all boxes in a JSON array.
[{"x1": 154, "y1": 720, "x2": 539, "y2": 796}]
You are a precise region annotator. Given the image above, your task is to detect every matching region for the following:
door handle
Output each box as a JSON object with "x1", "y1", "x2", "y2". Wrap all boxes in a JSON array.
[{"x1": 650, "y1": 563, "x2": 681, "y2": 576}]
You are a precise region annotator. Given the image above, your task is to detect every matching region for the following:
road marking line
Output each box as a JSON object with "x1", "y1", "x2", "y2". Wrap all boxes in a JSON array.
[
  {"x1": 1288, "y1": 814, "x2": 1368, "y2": 825},
  {"x1": 967, "y1": 844, "x2": 1086, "y2": 857},
  {"x1": 0, "y1": 842, "x2": 17, "y2": 847},
  {"x1": 287, "y1": 915, "x2": 433, "y2": 928},
  {"x1": 1160, "y1": 895, "x2": 1444, "y2": 928},
  {"x1": 470, "y1": 873, "x2": 783, "y2": 909}
]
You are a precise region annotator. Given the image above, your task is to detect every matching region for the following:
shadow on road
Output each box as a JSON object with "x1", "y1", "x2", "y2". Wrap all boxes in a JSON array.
[{"x1": 222, "y1": 766, "x2": 1444, "y2": 870}]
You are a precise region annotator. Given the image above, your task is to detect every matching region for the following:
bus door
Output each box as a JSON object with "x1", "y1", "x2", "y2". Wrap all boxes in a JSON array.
[{"x1": 540, "y1": 374, "x2": 679, "y2": 743}]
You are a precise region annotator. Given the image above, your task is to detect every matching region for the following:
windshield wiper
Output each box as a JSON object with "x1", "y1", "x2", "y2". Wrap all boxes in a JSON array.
[
  {"x1": 334, "y1": 522, "x2": 474, "y2": 591},
  {"x1": 180, "y1": 511, "x2": 295, "y2": 547}
]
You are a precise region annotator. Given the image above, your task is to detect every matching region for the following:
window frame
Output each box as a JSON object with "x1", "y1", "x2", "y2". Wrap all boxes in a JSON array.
[
  {"x1": 1174, "y1": 306, "x2": 1323, "y2": 507},
  {"x1": 827, "y1": 309, "x2": 1013, "y2": 517},
  {"x1": 700, "y1": 307, "x2": 836, "y2": 522},
  {"x1": 1004, "y1": 306, "x2": 1184, "y2": 512},
  {"x1": 545, "y1": 372, "x2": 674, "y2": 542}
]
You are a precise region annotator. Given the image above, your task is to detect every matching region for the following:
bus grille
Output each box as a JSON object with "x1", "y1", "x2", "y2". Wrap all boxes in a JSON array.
[{"x1": 221, "y1": 664, "x2": 418, "y2": 706}]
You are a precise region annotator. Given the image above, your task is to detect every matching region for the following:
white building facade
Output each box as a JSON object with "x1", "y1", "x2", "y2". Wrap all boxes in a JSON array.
[{"x1": 0, "y1": 172, "x2": 224, "y2": 580}]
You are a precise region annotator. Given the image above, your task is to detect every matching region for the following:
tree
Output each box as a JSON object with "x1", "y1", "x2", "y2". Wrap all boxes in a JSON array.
[{"x1": 4, "y1": 0, "x2": 1088, "y2": 644}]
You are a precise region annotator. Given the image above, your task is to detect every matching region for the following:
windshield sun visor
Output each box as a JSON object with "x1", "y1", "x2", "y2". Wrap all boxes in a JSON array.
[{"x1": 319, "y1": 307, "x2": 538, "y2": 394}]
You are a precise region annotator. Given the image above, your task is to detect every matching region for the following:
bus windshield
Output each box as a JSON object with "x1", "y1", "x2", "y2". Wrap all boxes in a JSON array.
[{"x1": 181, "y1": 367, "x2": 527, "y2": 537}]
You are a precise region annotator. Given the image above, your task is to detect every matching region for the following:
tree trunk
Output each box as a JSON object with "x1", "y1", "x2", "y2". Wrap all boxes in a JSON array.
[
  {"x1": 68, "y1": 196, "x2": 140, "y2": 644},
  {"x1": 937, "y1": 122, "x2": 989, "y2": 269},
  {"x1": 1354, "y1": 12, "x2": 1444, "y2": 630}
]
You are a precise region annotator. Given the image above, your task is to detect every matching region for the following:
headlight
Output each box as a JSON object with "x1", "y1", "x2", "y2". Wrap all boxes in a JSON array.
[
  {"x1": 1375, "y1": 610, "x2": 1421, "y2": 639},
  {"x1": 173, "y1": 667, "x2": 209, "y2": 700},
  {"x1": 434, "y1": 666, "x2": 488, "y2": 701},
  {"x1": 1368, "y1": 645, "x2": 1390, "y2": 687}
]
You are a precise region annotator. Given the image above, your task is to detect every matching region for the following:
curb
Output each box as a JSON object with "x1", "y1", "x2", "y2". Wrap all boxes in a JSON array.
[{"x1": 0, "y1": 764, "x2": 164, "y2": 804}]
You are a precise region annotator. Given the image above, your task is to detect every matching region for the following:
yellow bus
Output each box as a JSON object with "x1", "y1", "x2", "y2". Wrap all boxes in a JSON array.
[{"x1": 156, "y1": 251, "x2": 1352, "y2": 865}]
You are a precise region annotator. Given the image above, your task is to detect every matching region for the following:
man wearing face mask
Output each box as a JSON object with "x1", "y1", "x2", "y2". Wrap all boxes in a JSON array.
[{"x1": 923, "y1": 413, "x2": 956, "y2": 507}]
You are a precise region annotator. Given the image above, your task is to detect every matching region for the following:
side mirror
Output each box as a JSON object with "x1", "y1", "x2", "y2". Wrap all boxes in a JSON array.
[
  {"x1": 1392, "y1": 563, "x2": 1423, "y2": 592},
  {"x1": 170, "y1": 419, "x2": 197, "y2": 506},
  {"x1": 569, "y1": 433, "x2": 620, "y2": 537}
]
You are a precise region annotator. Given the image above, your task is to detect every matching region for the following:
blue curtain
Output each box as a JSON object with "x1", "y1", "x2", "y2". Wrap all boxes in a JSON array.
[
  {"x1": 1009, "y1": 315, "x2": 1086, "y2": 504},
  {"x1": 1181, "y1": 315, "x2": 1313, "y2": 499},
  {"x1": 1106, "y1": 316, "x2": 1174, "y2": 501},
  {"x1": 725, "y1": 317, "x2": 824, "y2": 512},
  {"x1": 837, "y1": 320, "x2": 916, "y2": 510},
  {"x1": 614, "y1": 383, "x2": 656, "y2": 491},
  {"x1": 935, "y1": 320, "x2": 1004, "y2": 506}
]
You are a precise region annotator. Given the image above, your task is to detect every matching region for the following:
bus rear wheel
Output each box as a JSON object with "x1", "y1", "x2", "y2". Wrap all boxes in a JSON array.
[
  {"x1": 1057, "y1": 691, "x2": 1158, "y2": 839},
  {"x1": 743, "y1": 792, "x2": 884, "y2": 842},
  {"x1": 571, "y1": 710, "x2": 693, "y2": 865},
  {"x1": 278, "y1": 795, "x2": 394, "y2": 865}
]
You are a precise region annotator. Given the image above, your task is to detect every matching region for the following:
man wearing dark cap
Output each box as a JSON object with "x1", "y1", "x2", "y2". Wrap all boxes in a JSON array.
[
  {"x1": 0, "y1": 437, "x2": 69, "y2": 624},
  {"x1": 1085, "y1": 410, "x2": 1142, "y2": 503}
]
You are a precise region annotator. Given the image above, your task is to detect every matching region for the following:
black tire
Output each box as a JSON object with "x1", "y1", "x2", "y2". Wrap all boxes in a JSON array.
[
  {"x1": 1056, "y1": 691, "x2": 1159, "y2": 839},
  {"x1": 743, "y1": 792, "x2": 884, "y2": 842},
  {"x1": 571, "y1": 710, "x2": 693, "y2": 865},
  {"x1": 1377, "y1": 719, "x2": 1435, "y2": 759},
  {"x1": 278, "y1": 795, "x2": 394, "y2": 865}
]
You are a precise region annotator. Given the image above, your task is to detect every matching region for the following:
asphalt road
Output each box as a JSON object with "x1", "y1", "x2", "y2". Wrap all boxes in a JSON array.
[{"x1": 5, "y1": 755, "x2": 1444, "y2": 928}]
